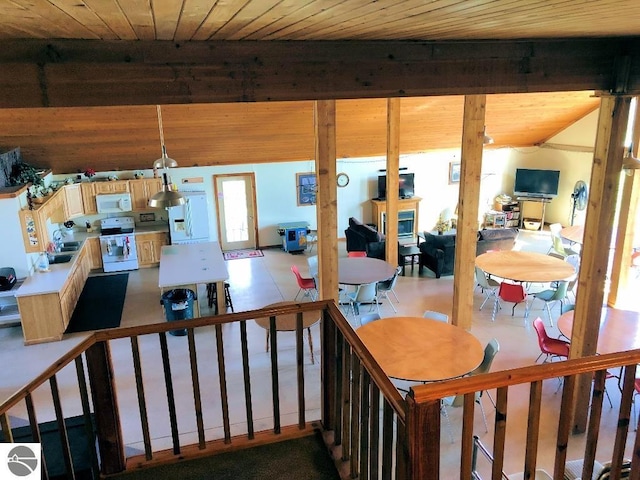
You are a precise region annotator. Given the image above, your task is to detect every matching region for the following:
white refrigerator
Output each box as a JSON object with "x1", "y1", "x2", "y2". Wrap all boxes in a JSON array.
[{"x1": 168, "y1": 191, "x2": 210, "y2": 244}]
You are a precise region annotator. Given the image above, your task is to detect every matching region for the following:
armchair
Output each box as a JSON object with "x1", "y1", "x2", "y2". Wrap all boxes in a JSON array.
[
  {"x1": 344, "y1": 217, "x2": 384, "y2": 253},
  {"x1": 418, "y1": 231, "x2": 457, "y2": 278}
]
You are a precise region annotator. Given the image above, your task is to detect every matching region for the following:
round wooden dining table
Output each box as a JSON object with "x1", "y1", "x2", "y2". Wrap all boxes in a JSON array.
[
  {"x1": 357, "y1": 317, "x2": 484, "y2": 382},
  {"x1": 560, "y1": 225, "x2": 584, "y2": 245},
  {"x1": 557, "y1": 307, "x2": 640, "y2": 354},
  {"x1": 338, "y1": 257, "x2": 397, "y2": 285},
  {"x1": 475, "y1": 250, "x2": 576, "y2": 283}
]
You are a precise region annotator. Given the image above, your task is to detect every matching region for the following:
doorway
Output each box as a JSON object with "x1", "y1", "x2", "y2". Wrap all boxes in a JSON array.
[{"x1": 214, "y1": 173, "x2": 258, "y2": 251}]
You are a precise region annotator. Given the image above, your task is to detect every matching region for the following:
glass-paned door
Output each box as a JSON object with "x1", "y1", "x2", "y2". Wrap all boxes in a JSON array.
[{"x1": 214, "y1": 173, "x2": 257, "y2": 251}]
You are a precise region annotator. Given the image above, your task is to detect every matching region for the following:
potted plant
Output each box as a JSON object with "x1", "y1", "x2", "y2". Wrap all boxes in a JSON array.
[{"x1": 8, "y1": 161, "x2": 44, "y2": 188}]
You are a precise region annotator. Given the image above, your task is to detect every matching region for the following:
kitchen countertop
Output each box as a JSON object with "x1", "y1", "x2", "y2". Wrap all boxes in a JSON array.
[
  {"x1": 16, "y1": 241, "x2": 88, "y2": 297},
  {"x1": 16, "y1": 224, "x2": 169, "y2": 297}
]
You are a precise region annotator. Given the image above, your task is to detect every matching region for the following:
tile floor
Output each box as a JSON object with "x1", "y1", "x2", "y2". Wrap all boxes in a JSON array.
[{"x1": 1, "y1": 229, "x2": 638, "y2": 478}]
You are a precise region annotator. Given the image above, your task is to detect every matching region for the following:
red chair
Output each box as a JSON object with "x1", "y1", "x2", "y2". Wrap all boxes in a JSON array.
[
  {"x1": 492, "y1": 282, "x2": 527, "y2": 321},
  {"x1": 347, "y1": 251, "x2": 367, "y2": 258},
  {"x1": 291, "y1": 265, "x2": 317, "y2": 301},
  {"x1": 532, "y1": 317, "x2": 570, "y2": 363}
]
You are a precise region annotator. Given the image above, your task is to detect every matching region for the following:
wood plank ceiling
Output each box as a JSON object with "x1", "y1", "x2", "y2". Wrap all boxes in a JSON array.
[
  {"x1": 0, "y1": 0, "x2": 638, "y2": 168},
  {"x1": 2, "y1": 1, "x2": 639, "y2": 42}
]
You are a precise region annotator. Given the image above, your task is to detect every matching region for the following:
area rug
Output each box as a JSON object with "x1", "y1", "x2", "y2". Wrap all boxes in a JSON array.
[
  {"x1": 65, "y1": 274, "x2": 129, "y2": 333},
  {"x1": 224, "y1": 249, "x2": 264, "y2": 260}
]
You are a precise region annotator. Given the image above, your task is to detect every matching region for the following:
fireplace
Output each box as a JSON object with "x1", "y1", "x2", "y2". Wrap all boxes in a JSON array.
[{"x1": 381, "y1": 210, "x2": 416, "y2": 238}]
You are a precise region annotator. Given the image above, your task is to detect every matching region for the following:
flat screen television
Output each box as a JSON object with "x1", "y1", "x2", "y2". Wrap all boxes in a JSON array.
[
  {"x1": 377, "y1": 172, "x2": 415, "y2": 199},
  {"x1": 514, "y1": 168, "x2": 560, "y2": 198}
]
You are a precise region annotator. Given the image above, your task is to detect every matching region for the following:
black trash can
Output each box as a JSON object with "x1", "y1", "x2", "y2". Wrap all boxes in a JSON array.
[{"x1": 161, "y1": 288, "x2": 195, "y2": 336}]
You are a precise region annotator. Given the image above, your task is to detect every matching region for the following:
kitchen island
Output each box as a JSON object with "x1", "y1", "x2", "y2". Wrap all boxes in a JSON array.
[{"x1": 158, "y1": 242, "x2": 229, "y2": 317}]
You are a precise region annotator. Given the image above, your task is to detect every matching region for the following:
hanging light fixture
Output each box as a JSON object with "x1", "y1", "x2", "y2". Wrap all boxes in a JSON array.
[
  {"x1": 483, "y1": 126, "x2": 495, "y2": 145},
  {"x1": 149, "y1": 105, "x2": 185, "y2": 208}
]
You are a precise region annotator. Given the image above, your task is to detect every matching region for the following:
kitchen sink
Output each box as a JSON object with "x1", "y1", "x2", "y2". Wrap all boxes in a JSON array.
[
  {"x1": 60, "y1": 246, "x2": 79, "y2": 252},
  {"x1": 48, "y1": 254, "x2": 73, "y2": 264},
  {"x1": 61, "y1": 241, "x2": 80, "y2": 247}
]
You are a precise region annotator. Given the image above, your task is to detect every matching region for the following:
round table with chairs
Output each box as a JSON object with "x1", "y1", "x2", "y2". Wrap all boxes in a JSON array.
[
  {"x1": 557, "y1": 306, "x2": 640, "y2": 354},
  {"x1": 560, "y1": 225, "x2": 584, "y2": 245},
  {"x1": 338, "y1": 257, "x2": 397, "y2": 285},
  {"x1": 253, "y1": 301, "x2": 321, "y2": 364},
  {"x1": 475, "y1": 250, "x2": 576, "y2": 284},
  {"x1": 356, "y1": 316, "x2": 484, "y2": 382}
]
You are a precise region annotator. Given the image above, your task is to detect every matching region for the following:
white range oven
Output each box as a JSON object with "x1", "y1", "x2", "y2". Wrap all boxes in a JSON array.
[{"x1": 100, "y1": 217, "x2": 139, "y2": 273}]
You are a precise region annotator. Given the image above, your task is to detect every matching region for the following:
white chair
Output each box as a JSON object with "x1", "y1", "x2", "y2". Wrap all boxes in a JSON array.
[
  {"x1": 376, "y1": 266, "x2": 402, "y2": 313},
  {"x1": 359, "y1": 313, "x2": 381, "y2": 326},
  {"x1": 422, "y1": 310, "x2": 449, "y2": 322},
  {"x1": 565, "y1": 253, "x2": 580, "y2": 301},
  {"x1": 346, "y1": 282, "x2": 379, "y2": 317},
  {"x1": 307, "y1": 254, "x2": 318, "y2": 279},
  {"x1": 548, "y1": 223, "x2": 579, "y2": 257},
  {"x1": 475, "y1": 266, "x2": 500, "y2": 310}
]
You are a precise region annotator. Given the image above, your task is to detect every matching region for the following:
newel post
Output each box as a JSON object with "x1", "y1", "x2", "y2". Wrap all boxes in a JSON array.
[
  {"x1": 85, "y1": 340, "x2": 125, "y2": 474},
  {"x1": 405, "y1": 392, "x2": 441, "y2": 480}
]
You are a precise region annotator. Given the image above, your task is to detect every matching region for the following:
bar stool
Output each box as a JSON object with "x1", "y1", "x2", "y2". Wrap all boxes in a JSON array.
[{"x1": 206, "y1": 282, "x2": 234, "y2": 314}]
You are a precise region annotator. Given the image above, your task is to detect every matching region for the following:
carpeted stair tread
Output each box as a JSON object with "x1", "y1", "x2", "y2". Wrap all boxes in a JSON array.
[{"x1": 113, "y1": 431, "x2": 340, "y2": 480}]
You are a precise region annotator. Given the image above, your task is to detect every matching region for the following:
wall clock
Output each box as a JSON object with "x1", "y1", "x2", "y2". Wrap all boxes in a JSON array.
[{"x1": 337, "y1": 172, "x2": 350, "y2": 188}]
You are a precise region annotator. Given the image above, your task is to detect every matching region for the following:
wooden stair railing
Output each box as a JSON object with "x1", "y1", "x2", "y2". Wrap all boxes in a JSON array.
[{"x1": 3, "y1": 302, "x2": 640, "y2": 480}]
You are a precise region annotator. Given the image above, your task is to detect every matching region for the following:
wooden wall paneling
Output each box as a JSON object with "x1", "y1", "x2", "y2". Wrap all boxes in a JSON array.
[
  {"x1": 0, "y1": 92, "x2": 600, "y2": 175},
  {"x1": 452, "y1": 95, "x2": 485, "y2": 330},
  {"x1": 570, "y1": 95, "x2": 631, "y2": 433}
]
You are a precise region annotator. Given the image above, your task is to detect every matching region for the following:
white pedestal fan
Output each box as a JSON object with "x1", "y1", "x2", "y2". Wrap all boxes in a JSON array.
[{"x1": 570, "y1": 180, "x2": 588, "y2": 225}]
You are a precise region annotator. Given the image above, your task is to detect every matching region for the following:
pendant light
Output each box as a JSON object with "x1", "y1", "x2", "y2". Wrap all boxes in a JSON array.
[
  {"x1": 149, "y1": 105, "x2": 185, "y2": 208},
  {"x1": 483, "y1": 126, "x2": 495, "y2": 145}
]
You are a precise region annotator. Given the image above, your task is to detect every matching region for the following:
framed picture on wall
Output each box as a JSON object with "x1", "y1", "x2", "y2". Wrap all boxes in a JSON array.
[
  {"x1": 296, "y1": 172, "x2": 316, "y2": 206},
  {"x1": 449, "y1": 162, "x2": 461, "y2": 184}
]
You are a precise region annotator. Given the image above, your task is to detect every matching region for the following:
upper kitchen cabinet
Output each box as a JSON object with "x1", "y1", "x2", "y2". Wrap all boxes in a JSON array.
[
  {"x1": 19, "y1": 188, "x2": 65, "y2": 253},
  {"x1": 93, "y1": 181, "x2": 130, "y2": 194},
  {"x1": 129, "y1": 178, "x2": 162, "y2": 210},
  {"x1": 81, "y1": 183, "x2": 97, "y2": 214},
  {"x1": 63, "y1": 184, "x2": 84, "y2": 219}
]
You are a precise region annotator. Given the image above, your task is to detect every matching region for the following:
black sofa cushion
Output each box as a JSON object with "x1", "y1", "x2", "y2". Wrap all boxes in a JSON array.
[
  {"x1": 345, "y1": 217, "x2": 384, "y2": 252},
  {"x1": 476, "y1": 228, "x2": 518, "y2": 255}
]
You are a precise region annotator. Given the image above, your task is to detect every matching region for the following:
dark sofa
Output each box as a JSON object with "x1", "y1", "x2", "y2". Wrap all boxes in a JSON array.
[
  {"x1": 418, "y1": 228, "x2": 518, "y2": 278},
  {"x1": 345, "y1": 217, "x2": 385, "y2": 252}
]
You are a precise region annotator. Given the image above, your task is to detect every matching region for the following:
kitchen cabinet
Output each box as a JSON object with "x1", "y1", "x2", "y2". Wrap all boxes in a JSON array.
[
  {"x1": 86, "y1": 237, "x2": 102, "y2": 270},
  {"x1": 93, "y1": 180, "x2": 130, "y2": 194},
  {"x1": 19, "y1": 188, "x2": 66, "y2": 253},
  {"x1": 129, "y1": 178, "x2": 162, "y2": 210},
  {"x1": 136, "y1": 232, "x2": 169, "y2": 267},
  {"x1": 81, "y1": 183, "x2": 97, "y2": 214},
  {"x1": 17, "y1": 242, "x2": 90, "y2": 344},
  {"x1": 63, "y1": 184, "x2": 84, "y2": 219}
]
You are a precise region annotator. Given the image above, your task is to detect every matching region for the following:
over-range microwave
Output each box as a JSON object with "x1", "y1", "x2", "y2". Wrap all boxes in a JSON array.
[{"x1": 95, "y1": 193, "x2": 133, "y2": 214}]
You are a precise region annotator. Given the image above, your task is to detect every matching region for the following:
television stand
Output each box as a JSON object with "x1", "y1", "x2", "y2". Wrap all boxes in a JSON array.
[{"x1": 516, "y1": 197, "x2": 552, "y2": 231}]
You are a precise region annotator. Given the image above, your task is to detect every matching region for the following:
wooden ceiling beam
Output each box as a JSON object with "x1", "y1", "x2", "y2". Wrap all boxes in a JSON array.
[{"x1": 0, "y1": 38, "x2": 639, "y2": 108}]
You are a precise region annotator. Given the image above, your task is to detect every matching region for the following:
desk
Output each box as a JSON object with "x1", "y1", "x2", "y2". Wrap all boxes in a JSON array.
[
  {"x1": 557, "y1": 307, "x2": 640, "y2": 354},
  {"x1": 338, "y1": 257, "x2": 397, "y2": 285},
  {"x1": 253, "y1": 301, "x2": 320, "y2": 363},
  {"x1": 158, "y1": 242, "x2": 229, "y2": 317},
  {"x1": 357, "y1": 317, "x2": 483, "y2": 382},
  {"x1": 560, "y1": 225, "x2": 584, "y2": 245},
  {"x1": 475, "y1": 251, "x2": 575, "y2": 284}
]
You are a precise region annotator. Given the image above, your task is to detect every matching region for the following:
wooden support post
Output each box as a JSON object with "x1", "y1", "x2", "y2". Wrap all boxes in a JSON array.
[
  {"x1": 570, "y1": 95, "x2": 631, "y2": 433},
  {"x1": 608, "y1": 97, "x2": 640, "y2": 308},
  {"x1": 85, "y1": 340, "x2": 126, "y2": 475},
  {"x1": 405, "y1": 393, "x2": 441, "y2": 480},
  {"x1": 386, "y1": 98, "x2": 401, "y2": 265},
  {"x1": 314, "y1": 100, "x2": 338, "y2": 304},
  {"x1": 453, "y1": 95, "x2": 485, "y2": 330}
]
